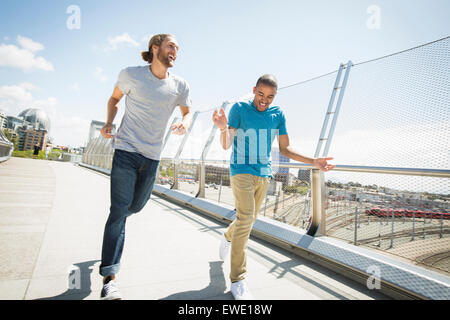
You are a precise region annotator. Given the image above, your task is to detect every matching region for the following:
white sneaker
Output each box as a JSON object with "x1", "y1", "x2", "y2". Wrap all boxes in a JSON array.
[
  {"x1": 219, "y1": 233, "x2": 231, "y2": 261},
  {"x1": 100, "y1": 279, "x2": 122, "y2": 300},
  {"x1": 231, "y1": 280, "x2": 254, "y2": 300}
]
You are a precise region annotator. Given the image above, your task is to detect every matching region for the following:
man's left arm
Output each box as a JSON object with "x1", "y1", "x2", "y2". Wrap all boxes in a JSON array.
[{"x1": 278, "y1": 134, "x2": 335, "y2": 172}]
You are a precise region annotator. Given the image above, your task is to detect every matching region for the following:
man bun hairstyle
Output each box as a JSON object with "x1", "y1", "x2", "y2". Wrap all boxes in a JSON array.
[
  {"x1": 141, "y1": 33, "x2": 175, "y2": 64},
  {"x1": 256, "y1": 74, "x2": 278, "y2": 90}
]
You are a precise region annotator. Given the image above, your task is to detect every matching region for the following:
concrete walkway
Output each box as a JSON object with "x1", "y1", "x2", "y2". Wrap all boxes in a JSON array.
[{"x1": 0, "y1": 157, "x2": 389, "y2": 300}]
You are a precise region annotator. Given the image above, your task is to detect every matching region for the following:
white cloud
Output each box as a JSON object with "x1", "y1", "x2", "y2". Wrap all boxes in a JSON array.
[
  {"x1": 0, "y1": 83, "x2": 57, "y2": 115},
  {"x1": 34, "y1": 97, "x2": 58, "y2": 109},
  {"x1": 0, "y1": 35, "x2": 54, "y2": 72},
  {"x1": 19, "y1": 82, "x2": 39, "y2": 91},
  {"x1": 0, "y1": 84, "x2": 34, "y2": 102},
  {"x1": 104, "y1": 33, "x2": 140, "y2": 52},
  {"x1": 17, "y1": 35, "x2": 44, "y2": 53},
  {"x1": 94, "y1": 67, "x2": 108, "y2": 82}
]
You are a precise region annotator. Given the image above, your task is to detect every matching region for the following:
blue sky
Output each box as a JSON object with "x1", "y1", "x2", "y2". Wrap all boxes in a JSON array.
[{"x1": 0, "y1": 0, "x2": 449, "y2": 149}]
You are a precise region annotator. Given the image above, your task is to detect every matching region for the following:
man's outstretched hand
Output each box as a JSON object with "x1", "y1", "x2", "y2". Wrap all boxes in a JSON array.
[{"x1": 313, "y1": 157, "x2": 335, "y2": 172}]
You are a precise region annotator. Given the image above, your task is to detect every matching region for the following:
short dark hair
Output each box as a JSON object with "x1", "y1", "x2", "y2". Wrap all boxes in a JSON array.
[{"x1": 256, "y1": 74, "x2": 278, "y2": 90}]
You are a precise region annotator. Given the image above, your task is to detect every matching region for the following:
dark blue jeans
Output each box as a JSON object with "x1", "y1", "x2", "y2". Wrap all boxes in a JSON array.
[{"x1": 99, "y1": 149, "x2": 159, "y2": 277}]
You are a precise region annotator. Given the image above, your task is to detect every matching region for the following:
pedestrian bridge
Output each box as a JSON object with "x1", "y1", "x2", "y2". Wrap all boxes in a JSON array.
[
  {"x1": 0, "y1": 157, "x2": 449, "y2": 300},
  {"x1": 1, "y1": 36, "x2": 449, "y2": 300}
]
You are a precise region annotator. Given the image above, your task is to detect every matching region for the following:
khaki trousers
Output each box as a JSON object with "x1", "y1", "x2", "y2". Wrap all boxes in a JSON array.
[{"x1": 224, "y1": 174, "x2": 270, "y2": 282}]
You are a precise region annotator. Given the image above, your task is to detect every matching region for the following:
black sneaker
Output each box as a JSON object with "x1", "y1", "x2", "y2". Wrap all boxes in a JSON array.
[{"x1": 100, "y1": 279, "x2": 122, "y2": 300}]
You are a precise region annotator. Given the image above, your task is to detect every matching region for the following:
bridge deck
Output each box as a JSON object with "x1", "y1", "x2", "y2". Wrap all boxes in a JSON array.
[{"x1": 0, "y1": 157, "x2": 389, "y2": 300}]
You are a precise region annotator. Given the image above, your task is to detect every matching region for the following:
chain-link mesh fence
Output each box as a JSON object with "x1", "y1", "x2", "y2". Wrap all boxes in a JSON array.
[
  {"x1": 277, "y1": 71, "x2": 340, "y2": 158},
  {"x1": 327, "y1": 37, "x2": 450, "y2": 170},
  {"x1": 325, "y1": 171, "x2": 449, "y2": 275},
  {"x1": 323, "y1": 37, "x2": 450, "y2": 276}
]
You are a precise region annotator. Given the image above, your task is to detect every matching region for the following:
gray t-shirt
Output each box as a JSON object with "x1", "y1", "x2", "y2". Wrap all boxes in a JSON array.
[{"x1": 112, "y1": 65, "x2": 192, "y2": 160}]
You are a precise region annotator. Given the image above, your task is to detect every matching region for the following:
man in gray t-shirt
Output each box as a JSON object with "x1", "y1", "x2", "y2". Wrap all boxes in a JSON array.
[{"x1": 98, "y1": 34, "x2": 193, "y2": 300}]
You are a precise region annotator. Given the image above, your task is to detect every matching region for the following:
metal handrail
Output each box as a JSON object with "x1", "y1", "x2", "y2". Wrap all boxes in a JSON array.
[
  {"x1": 161, "y1": 157, "x2": 450, "y2": 178},
  {"x1": 158, "y1": 157, "x2": 449, "y2": 237}
]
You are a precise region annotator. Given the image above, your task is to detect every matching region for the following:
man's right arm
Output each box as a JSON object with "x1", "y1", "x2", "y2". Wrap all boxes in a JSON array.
[{"x1": 101, "y1": 86, "x2": 124, "y2": 138}]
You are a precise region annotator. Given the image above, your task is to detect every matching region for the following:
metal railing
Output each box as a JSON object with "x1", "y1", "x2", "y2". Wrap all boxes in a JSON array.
[
  {"x1": 0, "y1": 130, "x2": 14, "y2": 162},
  {"x1": 82, "y1": 148, "x2": 449, "y2": 265}
]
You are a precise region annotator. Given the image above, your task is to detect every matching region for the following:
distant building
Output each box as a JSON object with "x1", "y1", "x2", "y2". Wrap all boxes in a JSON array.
[
  {"x1": 89, "y1": 120, "x2": 116, "y2": 142},
  {"x1": 0, "y1": 110, "x2": 6, "y2": 129},
  {"x1": 271, "y1": 147, "x2": 289, "y2": 175},
  {"x1": 18, "y1": 108, "x2": 50, "y2": 131},
  {"x1": 267, "y1": 180, "x2": 282, "y2": 196},
  {"x1": 17, "y1": 128, "x2": 48, "y2": 151},
  {"x1": 298, "y1": 169, "x2": 311, "y2": 183},
  {"x1": 274, "y1": 172, "x2": 297, "y2": 187},
  {"x1": 205, "y1": 165, "x2": 230, "y2": 186},
  {"x1": 5, "y1": 116, "x2": 26, "y2": 131},
  {"x1": 2, "y1": 108, "x2": 52, "y2": 151},
  {"x1": 272, "y1": 147, "x2": 291, "y2": 186}
]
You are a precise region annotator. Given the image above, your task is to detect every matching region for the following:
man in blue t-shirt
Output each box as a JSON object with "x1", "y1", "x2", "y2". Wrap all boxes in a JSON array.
[{"x1": 212, "y1": 74, "x2": 335, "y2": 300}]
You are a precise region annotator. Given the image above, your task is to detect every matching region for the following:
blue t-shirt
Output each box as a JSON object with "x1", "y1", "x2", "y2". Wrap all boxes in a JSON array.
[{"x1": 228, "y1": 100, "x2": 288, "y2": 177}]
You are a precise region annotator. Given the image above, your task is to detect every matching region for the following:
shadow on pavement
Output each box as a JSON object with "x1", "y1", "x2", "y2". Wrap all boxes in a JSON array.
[
  {"x1": 36, "y1": 260, "x2": 100, "y2": 300},
  {"x1": 160, "y1": 261, "x2": 232, "y2": 300}
]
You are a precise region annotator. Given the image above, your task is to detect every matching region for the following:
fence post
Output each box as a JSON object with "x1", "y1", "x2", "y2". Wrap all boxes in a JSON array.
[
  {"x1": 196, "y1": 161, "x2": 205, "y2": 198},
  {"x1": 389, "y1": 208, "x2": 395, "y2": 249},
  {"x1": 263, "y1": 196, "x2": 268, "y2": 216},
  {"x1": 354, "y1": 207, "x2": 358, "y2": 245},
  {"x1": 172, "y1": 162, "x2": 179, "y2": 190},
  {"x1": 274, "y1": 194, "x2": 279, "y2": 215},
  {"x1": 218, "y1": 174, "x2": 223, "y2": 203},
  {"x1": 307, "y1": 169, "x2": 326, "y2": 236},
  {"x1": 378, "y1": 216, "x2": 382, "y2": 247},
  {"x1": 423, "y1": 212, "x2": 426, "y2": 239}
]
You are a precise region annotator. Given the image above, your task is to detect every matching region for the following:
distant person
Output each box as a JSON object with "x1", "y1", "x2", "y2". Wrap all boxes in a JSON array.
[
  {"x1": 212, "y1": 74, "x2": 335, "y2": 300},
  {"x1": 98, "y1": 34, "x2": 193, "y2": 300},
  {"x1": 45, "y1": 146, "x2": 51, "y2": 160},
  {"x1": 33, "y1": 144, "x2": 40, "y2": 159}
]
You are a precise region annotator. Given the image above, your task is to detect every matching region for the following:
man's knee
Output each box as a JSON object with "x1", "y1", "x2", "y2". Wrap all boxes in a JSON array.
[
  {"x1": 128, "y1": 197, "x2": 150, "y2": 215},
  {"x1": 126, "y1": 204, "x2": 142, "y2": 216}
]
